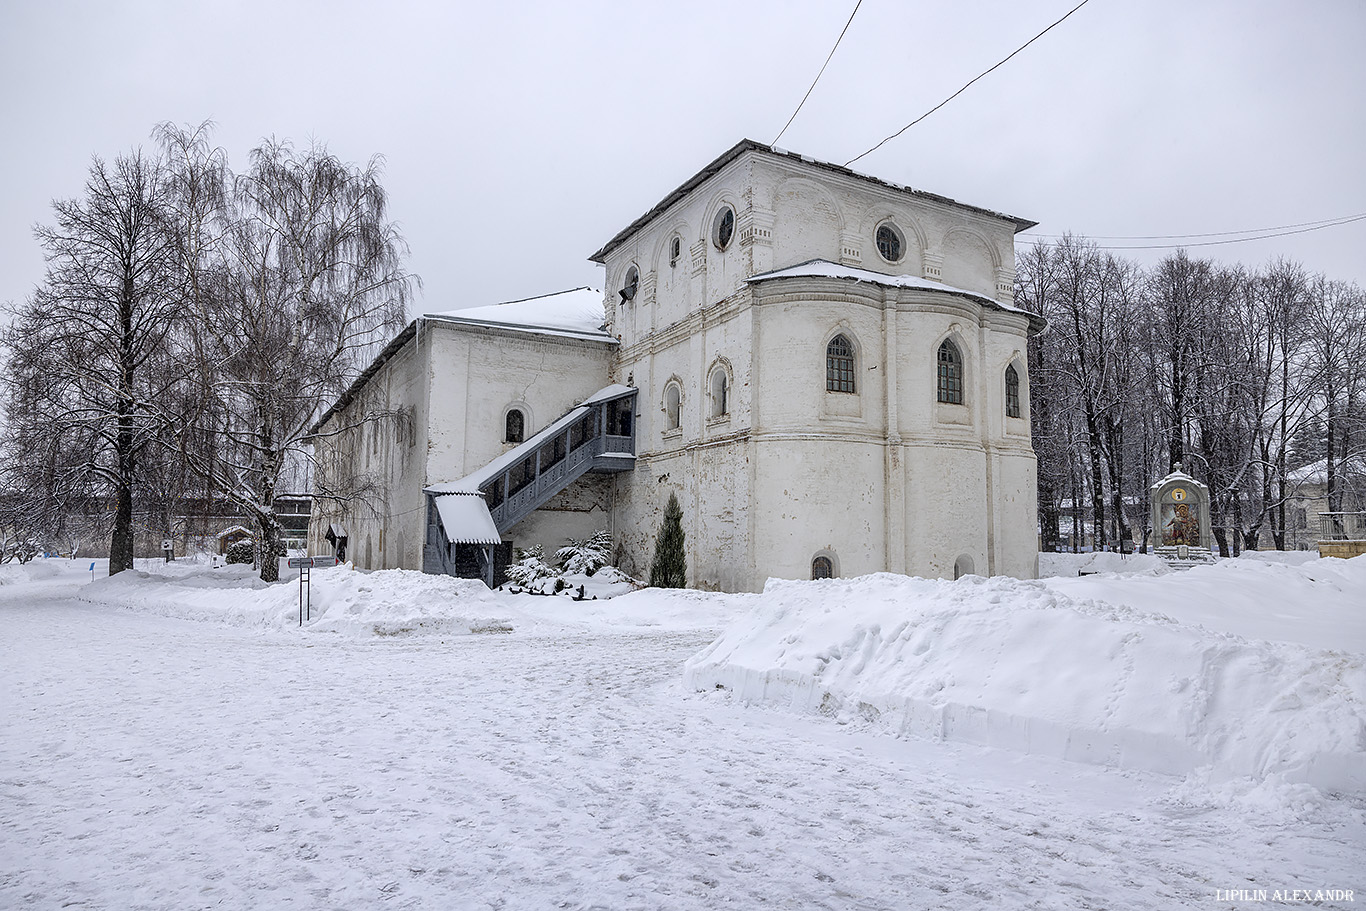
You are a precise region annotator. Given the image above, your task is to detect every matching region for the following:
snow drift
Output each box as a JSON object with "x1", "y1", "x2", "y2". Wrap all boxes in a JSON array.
[
  {"x1": 78, "y1": 564, "x2": 511, "y2": 637},
  {"x1": 684, "y1": 563, "x2": 1366, "y2": 794}
]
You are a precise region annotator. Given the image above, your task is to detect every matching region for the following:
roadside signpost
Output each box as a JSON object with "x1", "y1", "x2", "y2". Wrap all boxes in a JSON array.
[{"x1": 288, "y1": 556, "x2": 340, "y2": 627}]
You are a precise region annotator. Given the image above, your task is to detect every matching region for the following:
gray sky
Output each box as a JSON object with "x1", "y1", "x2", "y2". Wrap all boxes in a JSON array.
[{"x1": 2, "y1": 0, "x2": 1363, "y2": 318}]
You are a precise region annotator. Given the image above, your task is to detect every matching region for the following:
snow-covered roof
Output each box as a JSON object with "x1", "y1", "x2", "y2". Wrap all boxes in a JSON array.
[
  {"x1": 432, "y1": 494, "x2": 501, "y2": 545},
  {"x1": 1149, "y1": 466, "x2": 1206, "y2": 492},
  {"x1": 425, "y1": 384, "x2": 637, "y2": 496},
  {"x1": 589, "y1": 139, "x2": 1036, "y2": 264},
  {"x1": 425, "y1": 288, "x2": 610, "y2": 342},
  {"x1": 310, "y1": 289, "x2": 614, "y2": 437},
  {"x1": 747, "y1": 260, "x2": 1045, "y2": 332},
  {"x1": 1288, "y1": 456, "x2": 1366, "y2": 486}
]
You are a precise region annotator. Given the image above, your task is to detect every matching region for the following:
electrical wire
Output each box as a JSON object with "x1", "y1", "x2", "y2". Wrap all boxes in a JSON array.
[
  {"x1": 1020, "y1": 212, "x2": 1366, "y2": 242},
  {"x1": 845, "y1": 0, "x2": 1091, "y2": 167},
  {"x1": 773, "y1": 0, "x2": 863, "y2": 147},
  {"x1": 1020, "y1": 213, "x2": 1366, "y2": 251}
]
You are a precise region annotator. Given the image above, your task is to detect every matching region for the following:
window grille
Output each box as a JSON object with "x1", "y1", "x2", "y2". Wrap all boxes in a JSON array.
[
  {"x1": 876, "y1": 223, "x2": 903, "y2": 262},
  {"x1": 1005, "y1": 364, "x2": 1021, "y2": 418},
  {"x1": 827, "y1": 335, "x2": 855, "y2": 393},
  {"x1": 812, "y1": 556, "x2": 834, "y2": 579},
  {"x1": 937, "y1": 341, "x2": 963, "y2": 404}
]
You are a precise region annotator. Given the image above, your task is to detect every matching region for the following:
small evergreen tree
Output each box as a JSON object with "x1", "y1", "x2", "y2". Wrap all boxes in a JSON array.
[
  {"x1": 649, "y1": 492, "x2": 687, "y2": 588},
  {"x1": 504, "y1": 544, "x2": 559, "y2": 591}
]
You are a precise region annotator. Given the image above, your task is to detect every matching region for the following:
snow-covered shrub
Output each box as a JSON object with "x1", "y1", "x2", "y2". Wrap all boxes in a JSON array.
[
  {"x1": 504, "y1": 545, "x2": 556, "y2": 589},
  {"x1": 555, "y1": 530, "x2": 613, "y2": 576},
  {"x1": 225, "y1": 539, "x2": 255, "y2": 565}
]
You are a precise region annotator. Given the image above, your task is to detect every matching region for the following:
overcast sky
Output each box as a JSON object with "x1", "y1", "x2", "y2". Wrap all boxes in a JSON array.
[{"x1": 2, "y1": 0, "x2": 1363, "y2": 319}]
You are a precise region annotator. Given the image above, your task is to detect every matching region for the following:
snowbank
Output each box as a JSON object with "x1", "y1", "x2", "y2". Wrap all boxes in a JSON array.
[
  {"x1": 507, "y1": 585, "x2": 760, "y2": 634},
  {"x1": 78, "y1": 564, "x2": 511, "y2": 637},
  {"x1": 0, "y1": 560, "x2": 71, "y2": 586},
  {"x1": 72, "y1": 563, "x2": 753, "y2": 637},
  {"x1": 684, "y1": 566, "x2": 1366, "y2": 794},
  {"x1": 1043, "y1": 554, "x2": 1366, "y2": 652},
  {"x1": 1038, "y1": 551, "x2": 1170, "y2": 577}
]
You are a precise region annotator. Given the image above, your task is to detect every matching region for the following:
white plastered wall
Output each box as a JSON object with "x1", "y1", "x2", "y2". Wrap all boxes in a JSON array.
[{"x1": 599, "y1": 145, "x2": 1036, "y2": 589}]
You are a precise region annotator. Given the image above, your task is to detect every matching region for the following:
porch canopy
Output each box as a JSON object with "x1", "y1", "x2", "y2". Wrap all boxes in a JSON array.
[{"x1": 433, "y1": 493, "x2": 501, "y2": 545}]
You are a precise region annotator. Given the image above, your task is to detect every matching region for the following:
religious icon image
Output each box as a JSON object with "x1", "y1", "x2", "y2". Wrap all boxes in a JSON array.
[{"x1": 1162, "y1": 502, "x2": 1199, "y2": 547}]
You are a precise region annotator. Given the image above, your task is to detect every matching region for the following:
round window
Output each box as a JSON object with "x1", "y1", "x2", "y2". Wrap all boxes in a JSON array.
[
  {"x1": 713, "y1": 206, "x2": 735, "y2": 250},
  {"x1": 620, "y1": 265, "x2": 639, "y2": 303},
  {"x1": 876, "y1": 223, "x2": 904, "y2": 263}
]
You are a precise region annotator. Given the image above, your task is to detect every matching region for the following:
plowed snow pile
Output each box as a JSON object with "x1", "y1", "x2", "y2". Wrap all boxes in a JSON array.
[
  {"x1": 78, "y1": 564, "x2": 509, "y2": 636},
  {"x1": 684, "y1": 558, "x2": 1366, "y2": 794}
]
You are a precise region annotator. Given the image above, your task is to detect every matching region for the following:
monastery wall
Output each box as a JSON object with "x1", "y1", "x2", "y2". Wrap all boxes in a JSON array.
[
  {"x1": 423, "y1": 324, "x2": 612, "y2": 483},
  {"x1": 308, "y1": 327, "x2": 430, "y2": 572}
]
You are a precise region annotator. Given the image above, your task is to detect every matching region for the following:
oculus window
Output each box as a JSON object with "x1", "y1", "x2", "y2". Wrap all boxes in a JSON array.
[
  {"x1": 826, "y1": 335, "x2": 856, "y2": 393},
  {"x1": 713, "y1": 206, "x2": 735, "y2": 250},
  {"x1": 875, "y1": 223, "x2": 904, "y2": 263},
  {"x1": 937, "y1": 341, "x2": 963, "y2": 404}
]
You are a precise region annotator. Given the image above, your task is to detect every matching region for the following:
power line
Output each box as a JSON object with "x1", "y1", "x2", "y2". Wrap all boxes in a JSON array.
[
  {"x1": 1020, "y1": 212, "x2": 1366, "y2": 242},
  {"x1": 773, "y1": 0, "x2": 863, "y2": 147},
  {"x1": 1021, "y1": 213, "x2": 1366, "y2": 251},
  {"x1": 845, "y1": 0, "x2": 1091, "y2": 167}
]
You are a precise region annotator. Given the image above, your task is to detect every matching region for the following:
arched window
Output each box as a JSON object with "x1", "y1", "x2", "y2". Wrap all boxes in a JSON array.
[
  {"x1": 937, "y1": 340, "x2": 963, "y2": 404},
  {"x1": 826, "y1": 335, "x2": 856, "y2": 393},
  {"x1": 709, "y1": 366, "x2": 729, "y2": 418},
  {"x1": 664, "y1": 383, "x2": 681, "y2": 431},
  {"x1": 954, "y1": 554, "x2": 975, "y2": 580},
  {"x1": 505, "y1": 409, "x2": 525, "y2": 443},
  {"x1": 1005, "y1": 364, "x2": 1021, "y2": 418},
  {"x1": 670, "y1": 236, "x2": 682, "y2": 268},
  {"x1": 812, "y1": 555, "x2": 834, "y2": 579},
  {"x1": 619, "y1": 265, "x2": 639, "y2": 303}
]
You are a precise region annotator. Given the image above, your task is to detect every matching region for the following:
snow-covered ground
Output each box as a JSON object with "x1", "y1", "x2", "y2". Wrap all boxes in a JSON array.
[{"x1": 2, "y1": 556, "x2": 1362, "y2": 909}]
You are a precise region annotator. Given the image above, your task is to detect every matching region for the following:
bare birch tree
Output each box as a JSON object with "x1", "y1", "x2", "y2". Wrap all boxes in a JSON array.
[{"x1": 180, "y1": 136, "x2": 414, "y2": 581}]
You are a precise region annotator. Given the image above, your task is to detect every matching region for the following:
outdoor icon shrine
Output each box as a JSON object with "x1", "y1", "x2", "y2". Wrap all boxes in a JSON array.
[{"x1": 1150, "y1": 464, "x2": 1216, "y2": 567}]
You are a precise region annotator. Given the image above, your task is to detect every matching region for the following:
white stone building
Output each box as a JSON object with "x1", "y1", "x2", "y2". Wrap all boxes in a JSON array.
[{"x1": 308, "y1": 140, "x2": 1044, "y2": 590}]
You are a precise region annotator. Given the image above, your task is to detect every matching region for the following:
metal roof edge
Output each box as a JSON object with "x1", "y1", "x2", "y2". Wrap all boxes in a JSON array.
[{"x1": 588, "y1": 140, "x2": 1036, "y2": 264}]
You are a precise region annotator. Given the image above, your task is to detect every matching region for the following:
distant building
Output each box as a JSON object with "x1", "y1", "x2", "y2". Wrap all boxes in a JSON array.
[
  {"x1": 1284, "y1": 457, "x2": 1366, "y2": 551},
  {"x1": 308, "y1": 140, "x2": 1043, "y2": 590}
]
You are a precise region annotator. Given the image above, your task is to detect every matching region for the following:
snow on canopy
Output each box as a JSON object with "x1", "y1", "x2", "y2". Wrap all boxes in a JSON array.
[
  {"x1": 425, "y1": 384, "x2": 636, "y2": 496},
  {"x1": 432, "y1": 494, "x2": 501, "y2": 545},
  {"x1": 425, "y1": 287, "x2": 608, "y2": 340}
]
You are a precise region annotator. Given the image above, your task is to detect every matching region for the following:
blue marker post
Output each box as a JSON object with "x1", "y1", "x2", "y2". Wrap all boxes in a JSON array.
[{"x1": 89, "y1": 562, "x2": 95, "y2": 581}]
